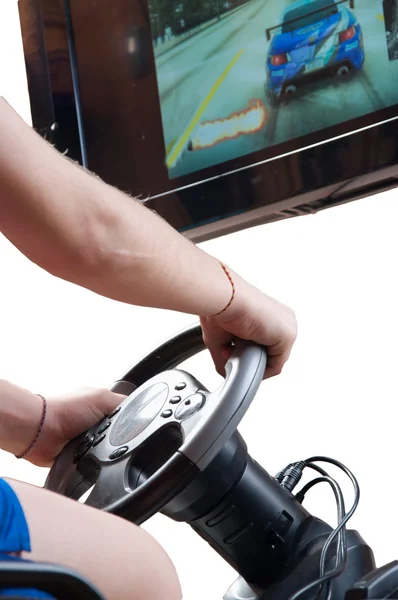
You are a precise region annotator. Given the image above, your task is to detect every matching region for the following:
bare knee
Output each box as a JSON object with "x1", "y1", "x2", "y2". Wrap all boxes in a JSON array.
[
  {"x1": 6, "y1": 478, "x2": 182, "y2": 600},
  {"x1": 111, "y1": 519, "x2": 182, "y2": 600}
]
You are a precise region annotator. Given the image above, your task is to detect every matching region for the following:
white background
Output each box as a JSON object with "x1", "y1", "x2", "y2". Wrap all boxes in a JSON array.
[{"x1": 1, "y1": 2, "x2": 398, "y2": 598}]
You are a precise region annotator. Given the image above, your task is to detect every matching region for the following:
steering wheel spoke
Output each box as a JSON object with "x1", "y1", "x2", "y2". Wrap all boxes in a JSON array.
[
  {"x1": 179, "y1": 414, "x2": 201, "y2": 441},
  {"x1": 84, "y1": 457, "x2": 132, "y2": 511},
  {"x1": 167, "y1": 389, "x2": 209, "y2": 439},
  {"x1": 45, "y1": 435, "x2": 88, "y2": 497}
]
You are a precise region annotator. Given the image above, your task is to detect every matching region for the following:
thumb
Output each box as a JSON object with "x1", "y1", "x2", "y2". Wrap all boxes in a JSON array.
[{"x1": 83, "y1": 388, "x2": 127, "y2": 422}]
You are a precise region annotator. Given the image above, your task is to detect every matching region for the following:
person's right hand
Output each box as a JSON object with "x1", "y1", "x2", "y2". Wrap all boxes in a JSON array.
[{"x1": 200, "y1": 272, "x2": 297, "y2": 379}]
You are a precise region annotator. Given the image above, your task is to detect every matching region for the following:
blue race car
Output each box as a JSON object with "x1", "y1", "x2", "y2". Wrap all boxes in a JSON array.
[{"x1": 265, "y1": 0, "x2": 365, "y2": 105}]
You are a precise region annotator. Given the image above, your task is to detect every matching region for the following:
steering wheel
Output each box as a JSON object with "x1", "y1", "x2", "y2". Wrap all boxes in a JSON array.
[{"x1": 45, "y1": 324, "x2": 266, "y2": 526}]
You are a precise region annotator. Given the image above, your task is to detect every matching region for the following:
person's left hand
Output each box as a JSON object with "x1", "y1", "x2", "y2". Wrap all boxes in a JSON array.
[{"x1": 29, "y1": 388, "x2": 126, "y2": 467}]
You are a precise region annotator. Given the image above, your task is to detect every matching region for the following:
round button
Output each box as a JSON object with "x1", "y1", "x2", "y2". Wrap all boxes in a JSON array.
[
  {"x1": 109, "y1": 446, "x2": 129, "y2": 460},
  {"x1": 161, "y1": 409, "x2": 173, "y2": 418},
  {"x1": 93, "y1": 433, "x2": 106, "y2": 447},
  {"x1": 175, "y1": 382, "x2": 187, "y2": 391},
  {"x1": 170, "y1": 396, "x2": 181, "y2": 404},
  {"x1": 98, "y1": 421, "x2": 112, "y2": 435},
  {"x1": 108, "y1": 406, "x2": 121, "y2": 419},
  {"x1": 175, "y1": 393, "x2": 205, "y2": 421},
  {"x1": 73, "y1": 434, "x2": 94, "y2": 463}
]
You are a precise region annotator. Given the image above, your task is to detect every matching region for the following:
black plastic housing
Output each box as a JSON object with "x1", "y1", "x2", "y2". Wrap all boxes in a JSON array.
[
  {"x1": 163, "y1": 431, "x2": 311, "y2": 586},
  {"x1": 258, "y1": 529, "x2": 376, "y2": 599},
  {"x1": 162, "y1": 430, "x2": 376, "y2": 595},
  {"x1": 345, "y1": 561, "x2": 398, "y2": 599},
  {"x1": 0, "y1": 560, "x2": 105, "y2": 600}
]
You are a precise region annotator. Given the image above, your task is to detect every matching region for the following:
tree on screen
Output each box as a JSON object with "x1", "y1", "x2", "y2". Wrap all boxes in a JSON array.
[{"x1": 148, "y1": 0, "x2": 252, "y2": 39}]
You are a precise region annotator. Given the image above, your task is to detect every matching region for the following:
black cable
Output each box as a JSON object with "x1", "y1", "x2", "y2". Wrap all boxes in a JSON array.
[
  {"x1": 292, "y1": 469, "x2": 345, "y2": 599},
  {"x1": 305, "y1": 456, "x2": 360, "y2": 496},
  {"x1": 289, "y1": 476, "x2": 346, "y2": 600},
  {"x1": 318, "y1": 505, "x2": 347, "y2": 600},
  {"x1": 63, "y1": 0, "x2": 88, "y2": 168},
  {"x1": 286, "y1": 457, "x2": 360, "y2": 600},
  {"x1": 304, "y1": 463, "x2": 344, "y2": 600},
  {"x1": 304, "y1": 462, "x2": 329, "y2": 478},
  {"x1": 302, "y1": 475, "x2": 347, "y2": 600},
  {"x1": 308, "y1": 458, "x2": 360, "y2": 600}
]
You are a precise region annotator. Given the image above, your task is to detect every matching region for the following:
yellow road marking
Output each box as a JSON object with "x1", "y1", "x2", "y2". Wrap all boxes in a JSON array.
[
  {"x1": 166, "y1": 138, "x2": 177, "y2": 155},
  {"x1": 166, "y1": 49, "x2": 245, "y2": 168}
]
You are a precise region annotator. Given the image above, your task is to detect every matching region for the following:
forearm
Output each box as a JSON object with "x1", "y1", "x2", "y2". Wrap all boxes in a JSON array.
[
  {"x1": 0, "y1": 379, "x2": 44, "y2": 457},
  {"x1": 0, "y1": 99, "x2": 237, "y2": 316}
]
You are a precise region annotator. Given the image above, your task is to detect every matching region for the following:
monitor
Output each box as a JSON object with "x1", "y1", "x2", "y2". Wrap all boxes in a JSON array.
[{"x1": 19, "y1": 0, "x2": 398, "y2": 241}]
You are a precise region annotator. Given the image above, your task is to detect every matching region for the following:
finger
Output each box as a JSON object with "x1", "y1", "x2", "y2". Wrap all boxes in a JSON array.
[
  {"x1": 102, "y1": 390, "x2": 127, "y2": 413},
  {"x1": 263, "y1": 354, "x2": 286, "y2": 380},
  {"x1": 202, "y1": 333, "x2": 231, "y2": 376},
  {"x1": 87, "y1": 389, "x2": 127, "y2": 421},
  {"x1": 200, "y1": 317, "x2": 234, "y2": 345},
  {"x1": 207, "y1": 346, "x2": 226, "y2": 377},
  {"x1": 201, "y1": 319, "x2": 234, "y2": 377},
  {"x1": 222, "y1": 347, "x2": 234, "y2": 361}
]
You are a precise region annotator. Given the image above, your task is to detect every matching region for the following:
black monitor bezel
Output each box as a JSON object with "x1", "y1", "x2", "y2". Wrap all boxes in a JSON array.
[{"x1": 19, "y1": 0, "x2": 398, "y2": 242}]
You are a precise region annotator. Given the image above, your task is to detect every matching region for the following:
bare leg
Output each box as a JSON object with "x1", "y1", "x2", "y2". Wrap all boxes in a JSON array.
[{"x1": 5, "y1": 478, "x2": 182, "y2": 600}]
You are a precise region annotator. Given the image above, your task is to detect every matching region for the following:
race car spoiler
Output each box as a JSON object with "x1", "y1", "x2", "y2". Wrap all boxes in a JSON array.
[{"x1": 265, "y1": 0, "x2": 355, "y2": 41}]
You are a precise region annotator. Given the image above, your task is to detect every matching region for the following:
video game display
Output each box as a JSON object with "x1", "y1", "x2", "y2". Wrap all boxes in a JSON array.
[{"x1": 149, "y1": 0, "x2": 398, "y2": 180}]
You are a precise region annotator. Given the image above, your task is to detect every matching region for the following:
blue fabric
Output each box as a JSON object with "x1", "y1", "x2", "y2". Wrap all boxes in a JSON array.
[
  {"x1": 0, "y1": 479, "x2": 54, "y2": 599},
  {"x1": 0, "y1": 479, "x2": 31, "y2": 555}
]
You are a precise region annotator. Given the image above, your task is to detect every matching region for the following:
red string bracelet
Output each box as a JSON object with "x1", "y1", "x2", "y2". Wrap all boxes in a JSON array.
[
  {"x1": 212, "y1": 262, "x2": 236, "y2": 317},
  {"x1": 15, "y1": 394, "x2": 48, "y2": 460}
]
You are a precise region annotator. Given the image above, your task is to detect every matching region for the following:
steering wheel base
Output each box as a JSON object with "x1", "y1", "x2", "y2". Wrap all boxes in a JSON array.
[
  {"x1": 166, "y1": 431, "x2": 311, "y2": 587},
  {"x1": 223, "y1": 530, "x2": 376, "y2": 600}
]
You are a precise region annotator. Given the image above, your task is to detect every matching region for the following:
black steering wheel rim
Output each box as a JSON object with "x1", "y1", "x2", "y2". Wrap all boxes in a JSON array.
[
  {"x1": 115, "y1": 323, "x2": 206, "y2": 389},
  {"x1": 45, "y1": 324, "x2": 266, "y2": 525}
]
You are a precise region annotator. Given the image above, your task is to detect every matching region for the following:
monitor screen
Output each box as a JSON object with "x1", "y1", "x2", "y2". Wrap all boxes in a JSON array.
[
  {"x1": 19, "y1": 0, "x2": 398, "y2": 240},
  {"x1": 150, "y1": 0, "x2": 397, "y2": 182}
]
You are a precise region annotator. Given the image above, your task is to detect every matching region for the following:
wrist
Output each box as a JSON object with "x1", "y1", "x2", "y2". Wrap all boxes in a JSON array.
[
  {"x1": 26, "y1": 399, "x2": 62, "y2": 467},
  {"x1": 0, "y1": 380, "x2": 61, "y2": 465},
  {"x1": 197, "y1": 257, "x2": 239, "y2": 318},
  {"x1": 210, "y1": 267, "x2": 253, "y2": 324},
  {"x1": 0, "y1": 380, "x2": 44, "y2": 457}
]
